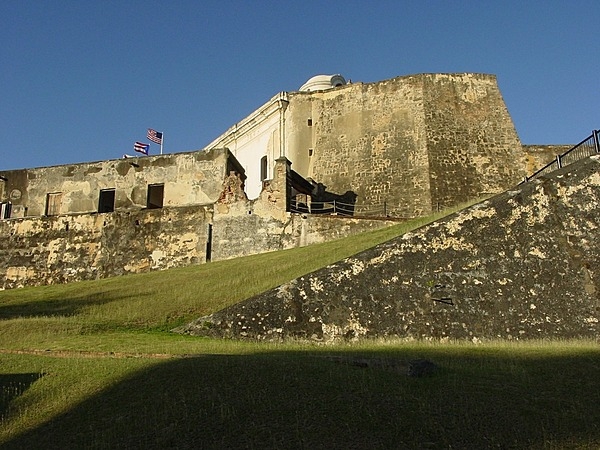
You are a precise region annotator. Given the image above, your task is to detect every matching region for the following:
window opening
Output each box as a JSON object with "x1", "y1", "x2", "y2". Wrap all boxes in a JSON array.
[
  {"x1": 206, "y1": 223, "x2": 213, "y2": 262},
  {"x1": 147, "y1": 184, "x2": 164, "y2": 209},
  {"x1": 98, "y1": 189, "x2": 116, "y2": 213},
  {"x1": 260, "y1": 156, "x2": 268, "y2": 181},
  {"x1": 0, "y1": 202, "x2": 11, "y2": 219},
  {"x1": 307, "y1": 118, "x2": 313, "y2": 127},
  {"x1": 309, "y1": 148, "x2": 314, "y2": 157},
  {"x1": 45, "y1": 192, "x2": 62, "y2": 216}
]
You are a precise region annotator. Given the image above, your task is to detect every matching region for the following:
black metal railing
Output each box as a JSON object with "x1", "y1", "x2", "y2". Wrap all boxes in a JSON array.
[
  {"x1": 290, "y1": 199, "x2": 414, "y2": 219},
  {"x1": 523, "y1": 129, "x2": 600, "y2": 183},
  {"x1": 290, "y1": 199, "x2": 359, "y2": 216}
]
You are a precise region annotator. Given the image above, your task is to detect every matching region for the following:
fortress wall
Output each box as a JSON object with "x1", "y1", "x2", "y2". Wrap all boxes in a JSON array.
[
  {"x1": 423, "y1": 73, "x2": 525, "y2": 208},
  {"x1": 289, "y1": 76, "x2": 432, "y2": 218},
  {"x1": 285, "y1": 94, "x2": 315, "y2": 177},
  {"x1": 0, "y1": 162, "x2": 397, "y2": 289},
  {"x1": 212, "y1": 206, "x2": 397, "y2": 262},
  {"x1": 286, "y1": 74, "x2": 524, "y2": 218},
  {"x1": 523, "y1": 145, "x2": 574, "y2": 176},
  {"x1": 211, "y1": 160, "x2": 397, "y2": 262},
  {"x1": 179, "y1": 156, "x2": 600, "y2": 341},
  {"x1": 0, "y1": 205, "x2": 212, "y2": 290},
  {"x1": 0, "y1": 149, "x2": 229, "y2": 217}
]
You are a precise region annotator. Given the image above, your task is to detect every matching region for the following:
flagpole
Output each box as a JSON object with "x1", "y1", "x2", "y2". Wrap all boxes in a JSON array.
[{"x1": 161, "y1": 133, "x2": 164, "y2": 155}]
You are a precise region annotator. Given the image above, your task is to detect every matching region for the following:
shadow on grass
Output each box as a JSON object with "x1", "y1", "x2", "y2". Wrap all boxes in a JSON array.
[
  {"x1": 1, "y1": 373, "x2": 44, "y2": 421},
  {"x1": 0, "y1": 292, "x2": 139, "y2": 320},
  {"x1": 3, "y1": 349, "x2": 600, "y2": 449}
]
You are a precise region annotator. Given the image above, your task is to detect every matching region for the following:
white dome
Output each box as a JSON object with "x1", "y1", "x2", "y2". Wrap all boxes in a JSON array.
[{"x1": 299, "y1": 74, "x2": 347, "y2": 92}]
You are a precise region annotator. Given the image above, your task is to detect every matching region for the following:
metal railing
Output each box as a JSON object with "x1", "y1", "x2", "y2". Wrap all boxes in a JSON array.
[
  {"x1": 290, "y1": 199, "x2": 360, "y2": 216},
  {"x1": 523, "y1": 130, "x2": 600, "y2": 183},
  {"x1": 290, "y1": 199, "x2": 416, "y2": 219}
]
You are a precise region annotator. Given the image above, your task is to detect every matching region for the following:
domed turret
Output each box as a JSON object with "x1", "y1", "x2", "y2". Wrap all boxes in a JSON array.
[{"x1": 299, "y1": 74, "x2": 347, "y2": 92}]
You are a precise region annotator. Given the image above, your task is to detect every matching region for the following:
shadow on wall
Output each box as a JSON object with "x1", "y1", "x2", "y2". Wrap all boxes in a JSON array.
[{"x1": 290, "y1": 174, "x2": 358, "y2": 216}]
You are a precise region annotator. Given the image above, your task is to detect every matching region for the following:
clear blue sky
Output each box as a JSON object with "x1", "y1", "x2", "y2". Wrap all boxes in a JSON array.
[{"x1": 1, "y1": 0, "x2": 598, "y2": 170}]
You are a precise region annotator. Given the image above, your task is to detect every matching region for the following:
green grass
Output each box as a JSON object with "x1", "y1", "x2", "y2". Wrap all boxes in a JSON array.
[
  {"x1": 2, "y1": 203, "x2": 600, "y2": 449},
  {"x1": 0, "y1": 209, "x2": 456, "y2": 349}
]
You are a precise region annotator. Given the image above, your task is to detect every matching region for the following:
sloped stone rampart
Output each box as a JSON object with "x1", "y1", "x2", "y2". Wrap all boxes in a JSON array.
[{"x1": 178, "y1": 156, "x2": 600, "y2": 341}]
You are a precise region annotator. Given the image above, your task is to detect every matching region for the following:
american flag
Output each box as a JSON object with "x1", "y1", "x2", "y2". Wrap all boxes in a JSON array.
[
  {"x1": 147, "y1": 128, "x2": 163, "y2": 145},
  {"x1": 134, "y1": 142, "x2": 149, "y2": 155}
]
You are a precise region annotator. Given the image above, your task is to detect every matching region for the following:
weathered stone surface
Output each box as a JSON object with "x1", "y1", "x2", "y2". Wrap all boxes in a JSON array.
[
  {"x1": 0, "y1": 202, "x2": 394, "y2": 289},
  {"x1": 212, "y1": 210, "x2": 397, "y2": 262},
  {"x1": 0, "y1": 149, "x2": 231, "y2": 217},
  {"x1": 0, "y1": 206, "x2": 212, "y2": 289},
  {"x1": 1, "y1": 149, "x2": 399, "y2": 289},
  {"x1": 177, "y1": 156, "x2": 600, "y2": 341},
  {"x1": 286, "y1": 73, "x2": 525, "y2": 216},
  {"x1": 210, "y1": 158, "x2": 397, "y2": 262},
  {"x1": 523, "y1": 145, "x2": 573, "y2": 177}
]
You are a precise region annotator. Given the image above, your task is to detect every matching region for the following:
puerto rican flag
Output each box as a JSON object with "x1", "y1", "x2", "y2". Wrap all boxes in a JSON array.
[{"x1": 134, "y1": 142, "x2": 150, "y2": 155}]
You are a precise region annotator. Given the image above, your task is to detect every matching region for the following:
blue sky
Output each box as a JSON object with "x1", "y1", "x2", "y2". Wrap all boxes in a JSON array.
[{"x1": 1, "y1": 0, "x2": 598, "y2": 170}]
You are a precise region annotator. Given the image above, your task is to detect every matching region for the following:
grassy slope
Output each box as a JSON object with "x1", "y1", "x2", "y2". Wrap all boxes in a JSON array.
[{"x1": 1, "y1": 206, "x2": 600, "y2": 448}]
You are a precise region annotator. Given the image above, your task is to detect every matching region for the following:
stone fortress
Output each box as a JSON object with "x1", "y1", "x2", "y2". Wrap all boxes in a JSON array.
[{"x1": 0, "y1": 73, "x2": 575, "y2": 290}]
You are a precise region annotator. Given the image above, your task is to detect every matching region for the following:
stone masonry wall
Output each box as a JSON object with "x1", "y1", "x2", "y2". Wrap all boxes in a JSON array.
[
  {"x1": 289, "y1": 76, "x2": 432, "y2": 218},
  {"x1": 0, "y1": 205, "x2": 212, "y2": 289},
  {"x1": 286, "y1": 73, "x2": 524, "y2": 218},
  {"x1": 0, "y1": 161, "x2": 397, "y2": 289},
  {"x1": 212, "y1": 206, "x2": 398, "y2": 262},
  {"x1": 423, "y1": 74, "x2": 525, "y2": 209},
  {"x1": 522, "y1": 145, "x2": 573, "y2": 177},
  {"x1": 179, "y1": 156, "x2": 600, "y2": 341},
  {"x1": 0, "y1": 149, "x2": 229, "y2": 217},
  {"x1": 211, "y1": 160, "x2": 397, "y2": 262}
]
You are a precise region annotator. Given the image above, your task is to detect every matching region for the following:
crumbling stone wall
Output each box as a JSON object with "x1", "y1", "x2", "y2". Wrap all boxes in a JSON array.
[
  {"x1": 0, "y1": 159, "x2": 398, "y2": 288},
  {"x1": 178, "y1": 156, "x2": 600, "y2": 341},
  {"x1": 211, "y1": 159, "x2": 397, "y2": 262},
  {"x1": 0, "y1": 149, "x2": 231, "y2": 218},
  {"x1": 212, "y1": 206, "x2": 398, "y2": 262},
  {"x1": 0, "y1": 205, "x2": 212, "y2": 289}
]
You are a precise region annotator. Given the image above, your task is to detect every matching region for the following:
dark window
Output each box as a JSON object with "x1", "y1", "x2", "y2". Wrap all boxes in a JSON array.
[
  {"x1": 98, "y1": 189, "x2": 116, "y2": 213},
  {"x1": 260, "y1": 156, "x2": 268, "y2": 181},
  {"x1": 308, "y1": 148, "x2": 313, "y2": 157},
  {"x1": 0, "y1": 202, "x2": 11, "y2": 219},
  {"x1": 45, "y1": 192, "x2": 62, "y2": 216},
  {"x1": 206, "y1": 223, "x2": 213, "y2": 262},
  {"x1": 307, "y1": 118, "x2": 313, "y2": 127},
  {"x1": 147, "y1": 184, "x2": 164, "y2": 209}
]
